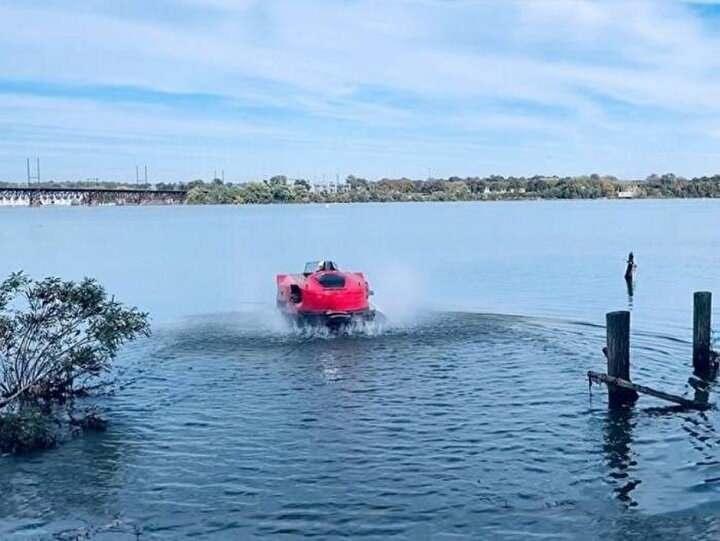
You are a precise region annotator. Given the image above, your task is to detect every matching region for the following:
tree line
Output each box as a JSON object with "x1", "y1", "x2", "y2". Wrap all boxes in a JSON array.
[
  {"x1": 4, "y1": 173, "x2": 720, "y2": 204},
  {"x1": 182, "y1": 173, "x2": 720, "y2": 204}
]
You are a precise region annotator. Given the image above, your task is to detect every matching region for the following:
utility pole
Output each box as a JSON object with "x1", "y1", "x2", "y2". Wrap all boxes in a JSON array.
[{"x1": 26, "y1": 157, "x2": 40, "y2": 186}]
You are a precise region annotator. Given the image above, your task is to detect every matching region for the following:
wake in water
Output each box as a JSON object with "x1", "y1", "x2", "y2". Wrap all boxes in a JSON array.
[
  {"x1": 284, "y1": 311, "x2": 389, "y2": 339},
  {"x1": 160, "y1": 307, "x2": 397, "y2": 350}
]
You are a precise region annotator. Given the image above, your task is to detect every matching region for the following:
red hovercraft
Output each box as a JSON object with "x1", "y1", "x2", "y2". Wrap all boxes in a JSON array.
[{"x1": 276, "y1": 260, "x2": 375, "y2": 328}]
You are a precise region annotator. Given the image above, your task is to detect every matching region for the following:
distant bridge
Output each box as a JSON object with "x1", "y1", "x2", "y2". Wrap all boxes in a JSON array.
[{"x1": 0, "y1": 186, "x2": 187, "y2": 207}]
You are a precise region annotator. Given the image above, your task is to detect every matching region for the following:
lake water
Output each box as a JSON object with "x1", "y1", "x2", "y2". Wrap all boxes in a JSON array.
[{"x1": 1, "y1": 200, "x2": 720, "y2": 539}]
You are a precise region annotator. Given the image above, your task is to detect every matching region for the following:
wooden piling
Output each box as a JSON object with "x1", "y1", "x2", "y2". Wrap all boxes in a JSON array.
[
  {"x1": 693, "y1": 291, "x2": 712, "y2": 376},
  {"x1": 624, "y1": 252, "x2": 636, "y2": 282},
  {"x1": 606, "y1": 310, "x2": 638, "y2": 406}
]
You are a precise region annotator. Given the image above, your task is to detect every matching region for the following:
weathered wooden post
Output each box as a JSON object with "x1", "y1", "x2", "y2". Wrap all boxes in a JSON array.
[
  {"x1": 693, "y1": 291, "x2": 713, "y2": 377},
  {"x1": 624, "y1": 252, "x2": 636, "y2": 283},
  {"x1": 606, "y1": 310, "x2": 638, "y2": 407},
  {"x1": 590, "y1": 306, "x2": 712, "y2": 409}
]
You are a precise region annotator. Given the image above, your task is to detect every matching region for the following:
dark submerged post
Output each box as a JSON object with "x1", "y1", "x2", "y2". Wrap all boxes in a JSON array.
[
  {"x1": 693, "y1": 291, "x2": 712, "y2": 377},
  {"x1": 624, "y1": 252, "x2": 635, "y2": 283},
  {"x1": 606, "y1": 310, "x2": 638, "y2": 407}
]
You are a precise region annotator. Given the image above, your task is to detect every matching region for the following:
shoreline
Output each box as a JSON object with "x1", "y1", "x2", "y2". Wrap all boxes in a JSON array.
[{"x1": 2, "y1": 195, "x2": 720, "y2": 209}]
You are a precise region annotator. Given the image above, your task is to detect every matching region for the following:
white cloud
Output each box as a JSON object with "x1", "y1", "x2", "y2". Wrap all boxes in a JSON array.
[{"x1": 1, "y1": 0, "x2": 720, "y2": 178}]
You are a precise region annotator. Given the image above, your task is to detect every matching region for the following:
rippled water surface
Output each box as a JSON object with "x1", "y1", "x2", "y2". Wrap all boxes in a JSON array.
[{"x1": 2, "y1": 200, "x2": 720, "y2": 539}]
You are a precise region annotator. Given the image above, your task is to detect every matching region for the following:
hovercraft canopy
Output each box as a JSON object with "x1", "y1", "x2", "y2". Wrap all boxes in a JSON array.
[{"x1": 303, "y1": 260, "x2": 338, "y2": 275}]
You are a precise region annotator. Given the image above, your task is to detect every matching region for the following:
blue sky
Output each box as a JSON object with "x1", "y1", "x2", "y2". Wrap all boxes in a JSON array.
[{"x1": 1, "y1": 0, "x2": 720, "y2": 182}]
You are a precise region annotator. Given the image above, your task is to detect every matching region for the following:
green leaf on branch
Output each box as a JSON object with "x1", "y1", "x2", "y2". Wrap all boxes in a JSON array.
[{"x1": 0, "y1": 272, "x2": 150, "y2": 409}]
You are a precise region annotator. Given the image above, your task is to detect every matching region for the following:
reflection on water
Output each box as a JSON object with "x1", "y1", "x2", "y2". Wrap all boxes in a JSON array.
[
  {"x1": 603, "y1": 408, "x2": 640, "y2": 507},
  {"x1": 626, "y1": 276, "x2": 635, "y2": 310}
]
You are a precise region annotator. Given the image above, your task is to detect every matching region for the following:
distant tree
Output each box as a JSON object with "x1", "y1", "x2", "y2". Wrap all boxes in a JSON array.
[
  {"x1": 185, "y1": 187, "x2": 208, "y2": 204},
  {"x1": 346, "y1": 175, "x2": 369, "y2": 190},
  {"x1": 271, "y1": 182, "x2": 292, "y2": 202},
  {"x1": 187, "y1": 179, "x2": 206, "y2": 189},
  {"x1": 292, "y1": 180, "x2": 311, "y2": 202},
  {"x1": 240, "y1": 182, "x2": 273, "y2": 204},
  {"x1": 293, "y1": 179, "x2": 311, "y2": 191},
  {"x1": 269, "y1": 175, "x2": 288, "y2": 186},
  {"x1": 446, "y1": 181, "x2": 470, "y2": 200},
  {"x1": 155, "y1": 182, "x2": 179, "y2": 191}
]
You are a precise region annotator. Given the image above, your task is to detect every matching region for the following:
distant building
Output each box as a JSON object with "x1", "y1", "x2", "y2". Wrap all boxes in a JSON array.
[
  {"x1": 311, "y1": 182, "x2": 348, "y2": 194},
  {"x1": 617, "y1": 185, "x2": 639, "y2": 199}
]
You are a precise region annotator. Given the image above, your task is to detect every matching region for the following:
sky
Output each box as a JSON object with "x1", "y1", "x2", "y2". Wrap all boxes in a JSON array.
[{"x1": 1, "y1": 0, "x2": 720, "y2": 182}]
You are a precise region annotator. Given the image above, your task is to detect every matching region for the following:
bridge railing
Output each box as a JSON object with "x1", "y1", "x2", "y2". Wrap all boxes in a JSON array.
[{"x1": 0, "y1": 187, "x2": 187, "y2": 207}]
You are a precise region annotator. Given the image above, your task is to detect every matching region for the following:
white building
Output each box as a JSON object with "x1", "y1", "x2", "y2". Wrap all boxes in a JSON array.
[{"x1": 617, "y1": 185, "x2": 639, "y2": 199}]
